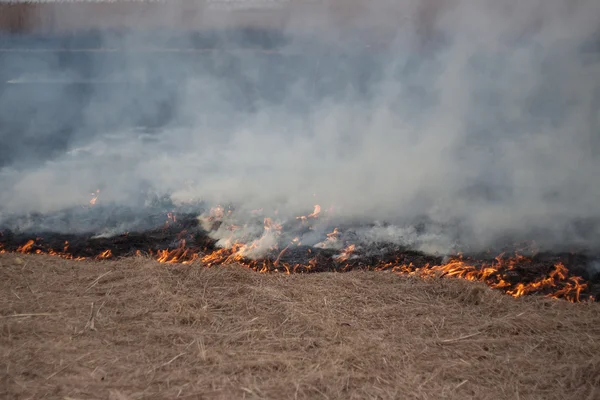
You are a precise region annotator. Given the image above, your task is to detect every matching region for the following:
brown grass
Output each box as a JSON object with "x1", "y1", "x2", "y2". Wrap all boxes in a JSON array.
[{"x1": 1, "y1": 253, "x2": 599, "y2": 399}]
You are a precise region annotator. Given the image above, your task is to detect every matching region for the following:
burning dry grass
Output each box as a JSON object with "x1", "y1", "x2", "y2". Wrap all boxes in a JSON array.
[{"x1": 1, "y1": 253, "x2": 599, "y2": 399}]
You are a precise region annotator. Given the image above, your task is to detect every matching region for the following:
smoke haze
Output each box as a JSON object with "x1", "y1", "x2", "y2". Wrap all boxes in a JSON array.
[{"x1": 1, "y1": 0, "x2": 599, "y2": 254}]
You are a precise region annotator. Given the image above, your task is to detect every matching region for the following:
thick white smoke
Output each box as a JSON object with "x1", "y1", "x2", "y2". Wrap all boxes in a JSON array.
[{"x1": 0, "y1": 0, "x2": 599, "y2": 254}]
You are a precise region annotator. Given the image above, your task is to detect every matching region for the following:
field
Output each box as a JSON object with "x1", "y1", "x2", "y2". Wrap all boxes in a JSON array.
[{"x1": 1, "y1": 253, "x2": 599, "y2": 399}]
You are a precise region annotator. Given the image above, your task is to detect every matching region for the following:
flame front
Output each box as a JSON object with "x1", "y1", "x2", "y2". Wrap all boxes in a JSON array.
[
  {"x1": 380, "y1": 258, "x2": 589, "y2": 303},
  {"x1": 0, "y1": 209, "x2": 595, "y2": 303},
  {"x1": 9, "y1": 239, "x2": 85, "y2": 260},
  {"x1": 1, "y1": 236, "x2": 593, "y2": 302}
]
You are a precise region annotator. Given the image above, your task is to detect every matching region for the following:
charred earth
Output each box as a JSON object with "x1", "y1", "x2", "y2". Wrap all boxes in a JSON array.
[{"x1": 1, "y1": 210, "x2": 598, "y2": 303}]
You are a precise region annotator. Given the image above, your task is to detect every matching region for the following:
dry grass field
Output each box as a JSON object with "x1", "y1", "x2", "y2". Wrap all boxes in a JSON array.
[{"x1": 1, "y1": 253, "x2": 599, "y2": 399}]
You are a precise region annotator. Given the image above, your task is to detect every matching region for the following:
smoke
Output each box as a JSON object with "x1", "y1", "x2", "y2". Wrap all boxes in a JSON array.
[{"x1": 0, "y1": 0, "x2": 599, "y2": 255}]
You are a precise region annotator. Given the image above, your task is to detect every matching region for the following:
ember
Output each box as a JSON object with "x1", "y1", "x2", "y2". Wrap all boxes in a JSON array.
[{"x1": 1, "y1": 212, "x2": 598, "y2": 303}]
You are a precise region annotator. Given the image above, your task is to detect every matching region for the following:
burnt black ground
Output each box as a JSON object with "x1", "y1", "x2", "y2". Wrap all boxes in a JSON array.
[{"x1": 1, "y1": 213, "x2": 599, "y2": 301}]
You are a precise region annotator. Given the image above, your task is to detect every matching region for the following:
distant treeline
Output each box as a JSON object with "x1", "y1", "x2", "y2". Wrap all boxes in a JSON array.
[
  {"x1": 0, "y1": 1, "x2": 290, "y2": 34},
  {"x1": 0, "y1": 3, "x2": 35, "y2": 32}
]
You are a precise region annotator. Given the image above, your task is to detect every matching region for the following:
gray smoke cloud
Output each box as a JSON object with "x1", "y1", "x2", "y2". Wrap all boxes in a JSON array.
[{"x1": 0, "y1": 0, "x2": 599, "y2": 254}]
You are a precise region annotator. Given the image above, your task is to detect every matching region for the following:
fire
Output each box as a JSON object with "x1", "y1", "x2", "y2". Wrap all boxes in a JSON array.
[
  {"x1": 296, "y1": 204, "x2": 321, "y2": 222},
  {"x1": 154, "y1": 240, "x2": 199, "y2": 264},
  {"x1": 503, "y1": 263, "x2": 583, "y2": 300},
  {"x1": 314, "y1": 228, "x2": 341, "y2": 249},
  {"x1": 308, "y1": 205, "x2": 321, "y2": 218},
  {"x1": 211, "y1": 205, "x2": 225, "y2": 219},
  {"x1": 201, "y1": 244, "x2": 245, "y2": 266},
  {"x1": 327, "y1": 228, "x2": 339, "y2": 239},
  {"x1": 274, "y1": 245, "x2": 289, "y2": 266},
  {"x1": 334, "y1": 244, "x2": 356, "y2": 262},
  {"x1": 97, "y1": 249, "x2": 112, "y2": 260},
  {"x1": 89, "y1": 189, "x2": 100, "y2": 206},
  {"x1": 9, "y1": 239, "x2": 86, "y2": 261},
  {"x1": 386, "y1": 258, "x2": 589, "y2": 303},
  {"x1": 0, "y1": 214, "x2": 594, "y2": 303},
  {"x1": 2, "y1": 238, "x2": 593, "y2": 302},
  {"x1": 17, "y1": 239, "x2": 35, "y2": 253},
  {"x1": 263, "y1": 217, "x2": 282, "y2": 231},
  {"x1": 231, "y1": 218, "x2": 282, "y2": 259}
]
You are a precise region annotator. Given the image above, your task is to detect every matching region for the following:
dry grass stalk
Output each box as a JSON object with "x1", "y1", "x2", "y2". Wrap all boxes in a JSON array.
[{"x1": 1, "y1": 253, "x2": 599, "y2": 399}]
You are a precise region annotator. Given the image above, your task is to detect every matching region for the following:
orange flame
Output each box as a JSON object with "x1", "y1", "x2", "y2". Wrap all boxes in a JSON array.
[
  {"x1": 89, "y1": 189, "x2": 100, "y2": 206},
  {"x1": 296, "y1": 204, "x2": 321, "y2": 222},
  {"x1": 17, "y1": 240, "x2": 35, "y2": 253},
  {"x1": 385, "y1": 259, "x2": 589, "y2": 303},
  {"x1": 11, "y1": 239, "x2": 86, "y2": 261},
  {"x1": 154, "y1": 240, "x2": 199, "y2": 264},
  {"x1": 97, "y1": 250, "x2": 113, "y2": 260},
  {"x1": 335, "y1": 244, "x2": 356, "y2": 262},
  {"x1": 327, "y1": 228, "x2": 339, "y2": 239},
  {"x1": 308, "y1": 205, "x2": 321, "y2": 218},
  {"x1": 1, "y1": 232, "x2": 593, "y2": 303},
  {"x1": 264, "y1": 218, "x2": 282, "y2": 231}
]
